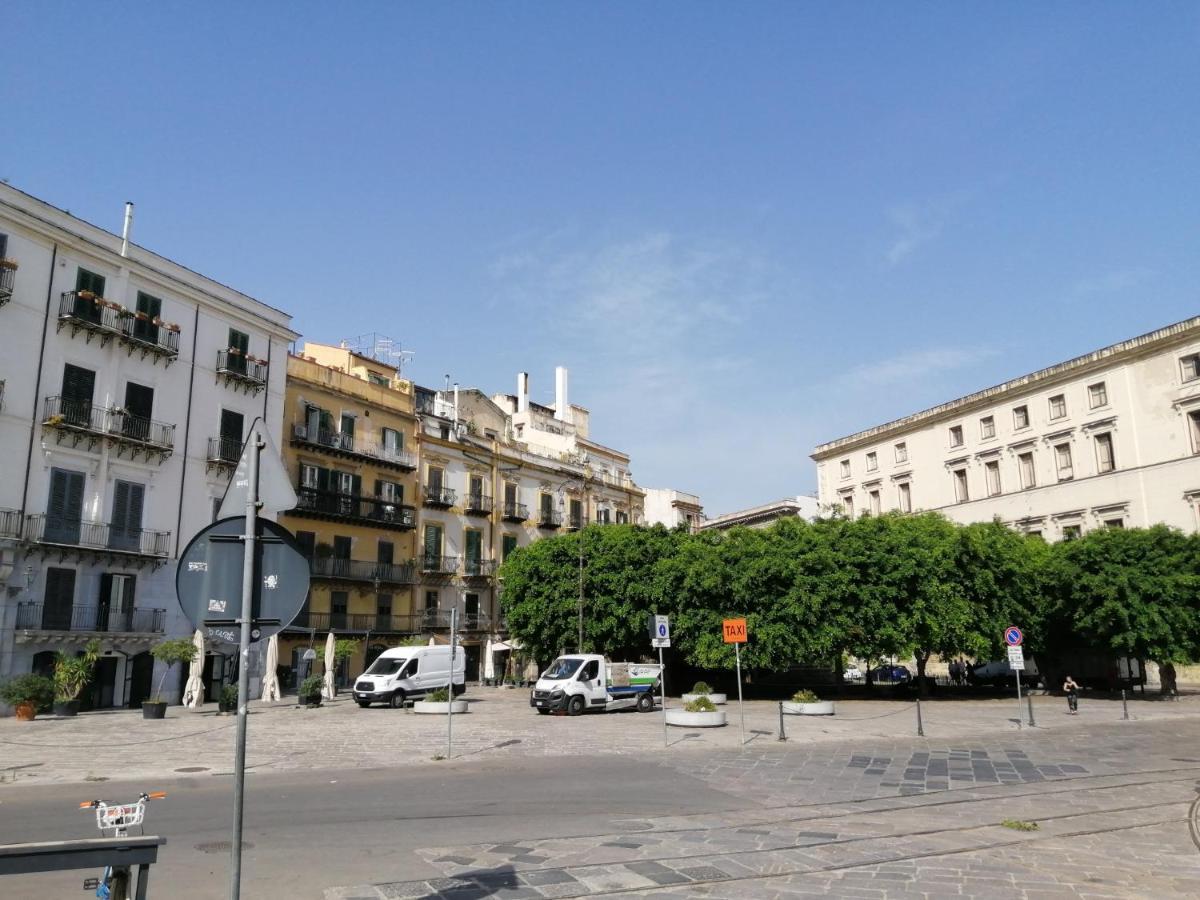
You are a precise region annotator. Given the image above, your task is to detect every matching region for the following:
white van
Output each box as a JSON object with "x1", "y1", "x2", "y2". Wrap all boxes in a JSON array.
[{"x1": 352, "y1": 646, "x2": 466, "y2": 708}]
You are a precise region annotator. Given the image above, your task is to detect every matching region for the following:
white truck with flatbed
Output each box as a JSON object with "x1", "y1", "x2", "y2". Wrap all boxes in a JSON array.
[{"x1": 530, "y1": 654, "x2": 661, "y2": 715}]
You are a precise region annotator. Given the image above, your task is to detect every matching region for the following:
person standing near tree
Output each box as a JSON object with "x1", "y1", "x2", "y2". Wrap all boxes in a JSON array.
[{"x1": 1063, "y1": 675, "x2": 1080, "y2": 714}]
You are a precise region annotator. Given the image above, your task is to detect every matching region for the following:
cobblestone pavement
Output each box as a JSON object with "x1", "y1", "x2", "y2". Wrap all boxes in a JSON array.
[
  {"x1": 324, "y1": 713, "x2": 1200, "y2": 900},
  {"x1": 1, "y1": 687, "x2": 1194, "y2": 787}
]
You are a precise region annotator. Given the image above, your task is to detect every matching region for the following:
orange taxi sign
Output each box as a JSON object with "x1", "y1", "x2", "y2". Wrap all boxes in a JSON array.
[{"x1": 722, "y1": 618, "x2": 747, "y2": 643}]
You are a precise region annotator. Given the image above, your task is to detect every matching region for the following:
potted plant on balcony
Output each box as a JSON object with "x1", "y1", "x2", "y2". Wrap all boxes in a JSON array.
[
  {"x1": 52, "y1": 639, "x2": 100, "y2": 716},
  {"x1": 413, "y1": 686, "x2": 469, "y2": 714},
  {"x1": 300, "y1": 675, "x2": 324, "y2": 708},
  {"x1": 0, "y1": 674, "x2": 54, "y2": 721},
  {"x1": 78, "y1": 290, "x2": 96, "y2": 302},
  {"x1": 681, "y1": 680, "x2": 727, "y2": 706},
  {"x1": 143, "y1": 637, "x2": 198, "y2": 720},
  {"x1": 782, "y1": 689, "x2": 835, "y2": 716},
  {"x1": 0, "y1": 257, "x2": 19, "y2": 271},
  {"x1": 666, "y1": 695, "x2": 727, "y2": 728},
  {"x1": 218, "y1": 683, "x2": 239, "y2": 714}
]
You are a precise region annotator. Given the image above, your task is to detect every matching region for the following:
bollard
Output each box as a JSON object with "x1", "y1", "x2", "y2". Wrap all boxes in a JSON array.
[
  {"x1": 778, "y1": 701, "x2": 787, "y2": 742},
  {"x1": 1122, "y1": 689, "x2": 1129, "y2": 720},
  {"x1": 916, "y1": 695, "x2": 925, "y2": 737},
  {"x1": 1027, "y1": 689, "x2": 1036, "y2": 727}
]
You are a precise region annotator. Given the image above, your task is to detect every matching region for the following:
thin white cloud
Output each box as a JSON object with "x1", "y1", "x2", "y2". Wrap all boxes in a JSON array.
[
  {"x1": 1071, "y1": 267, "x2": 1153, "y2": 298},
  {"x1": 884, "y1": 192, "x2": 970, "y2": 265},
  {"x1": 840, "y1": 346, "x2": 999, "y2": 387}
]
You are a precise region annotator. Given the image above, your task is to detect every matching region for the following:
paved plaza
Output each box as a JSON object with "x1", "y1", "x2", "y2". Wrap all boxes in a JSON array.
[{"x1": 3, "y1": 688, "x2": 1200, "y2": 898}]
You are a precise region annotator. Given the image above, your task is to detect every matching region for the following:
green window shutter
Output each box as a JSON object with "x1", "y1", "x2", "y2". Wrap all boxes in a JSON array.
[
  {"x1": 76, "y1": 268, "x2": 106, "y2": 295},
  {"x1": 423, "y1": 525, "x2": 441, "y2": 557},
  {"x1": 465, "y1": 530, "x2": 481, "y2": 562},
  {"x1": 502, "y1": 535, "x2": 517, "y2": 560}
]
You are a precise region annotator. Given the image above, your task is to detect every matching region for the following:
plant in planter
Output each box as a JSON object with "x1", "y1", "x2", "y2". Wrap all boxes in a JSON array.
[
  {"x1": 0, "y1": 674, "x2": 55, "y2": 721},
  {"x1": 783, "y1": 689, "x2": 835, "y2": 716},
  {"x1": 684, "y1": 696, "x2": 717, "y2": 713},
  {"x1": 143, "y1": 637, "x2": 199, "y2": 720},
  {"x1": 0, "y1": 257, "x2": 19, "y2": 271},
  {"x1": 427, "y1": 687, "x2": 451, "y2": 703},
  {"x1": 52, "y1": 640, "x2": 100, "y2": 716},
  {"x1": 300, "y1": 675, "x2": 324, "y2": 708},
  {"x1": 682, "y1": 680, "x2": 727, "y2": 705},
  {"x1": 218, "y1": 683, "x2": 239, "y2": 714},
  {"x1": 414, "y1": 685, "x2": 469, "y2": 714},
  {"x1": 667, "y1": 693, "x2": 726, "y2": 727}
]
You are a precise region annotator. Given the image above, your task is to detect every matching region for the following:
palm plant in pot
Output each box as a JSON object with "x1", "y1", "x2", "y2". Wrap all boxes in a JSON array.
[
  {"x1": 0, "y1": 674, "x2": 54, "y2": 721},
  {"x1": 52, "y1": 640, "x2": 100, "y2": 716},
  {"x1": 143, "y1": 637, "x2": 198, "y2": 719}
]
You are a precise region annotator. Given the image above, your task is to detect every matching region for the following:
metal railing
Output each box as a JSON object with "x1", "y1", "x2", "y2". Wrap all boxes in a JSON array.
[
  {"x1": 42, "y1": 396, "x2": 175, "y2": 451},
  {"x1": 0, "y1": 264, "x2": 15, "y2": 304},
  {"x1": 463, "y1": 492, "x2": 493, "y2": 514},
  {"x1": 290, "y1": 423, "x2": 417, "y2": 469},
  {"x1": 23, "y1": 514, "x2": 171, "y2": 557},
  {"x1": 118, "y1": 316, "x2": 180, "y2": 358},
  {"x1": 462, "y1": 558, "x2": 497, "y2": 578},
  {"x1": 422, "y1": 485, "x2": 457, "y2": 507},
  {"x1": 501, "y1": 501, "x2": 529, "y2": 522},
  {"x1": 538, "y1": 509, "x2": 563, "y2": 528},
  {"x1": 421, "y1": 609, "x2": 491, "y2": 631},
  {"x1": 293, "y1": 486, "x2": 417, "y2": 528},
  {"x1": 216, "y1": 349, "x2": 268, "y2": 385},
  {"x1": 0, "y1": 508, "x2": 21, "y2": 539},
  {"x1": 287, "y1": 611, "x2": 423, "y2": 633},
  {"x1": 15, "y1": 602, "x2": 166, "y2": 633},
  {"x1": 310, "y1": 557, "x2": 417, "y2": 584},
  {"x1": 58, "y1": 291, "x2": 123, "y2": 333},
  {"x1": 419, "y1": 554, "x2": 459, "y2": 575},
  {"x1": 207, "y1": 436, "x2": 241, "y2": 465}
]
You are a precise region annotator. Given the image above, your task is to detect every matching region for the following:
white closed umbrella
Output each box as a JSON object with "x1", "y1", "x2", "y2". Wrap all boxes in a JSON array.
[
  {"x1": 322, "y1": 632, "x2": 336, "y2": 699},
  {"x1": 483, "y1": 637, "x2": 496, "y2": 683},
  {"x1": 182, "y1": 629, "x2": 205, "y2": 708},
  {"x1": 428, "y1": 636, "x2": 436, "y2": 646},
  {"x1": 523, "y1": 656, "x2": 539, "y2": 683},
  {"x1": 260, "y1": 635, "x2": 280, "y2": 702}
]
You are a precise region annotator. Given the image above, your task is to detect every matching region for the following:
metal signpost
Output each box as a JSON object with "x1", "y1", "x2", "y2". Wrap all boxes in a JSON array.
[
  {"x1": 723, "y1": 618, "x2": 748, "y2": 746},
  {"x1": 650, "y1": 615, "x2": 670, "y2": 747},
  {"x1": 447, "y1": 608, "x2": 458, "y2": 760},
  {"x1": 174, "y1": 426, "x2": 309, "y2": 900},
  {"x1": 1005, "y1": 626, "x2": 1024, "y2": 731}
]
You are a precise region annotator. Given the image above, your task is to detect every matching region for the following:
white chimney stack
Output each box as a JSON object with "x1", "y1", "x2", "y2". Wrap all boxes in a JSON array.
[
  {"x1": 120, "y1": 202, "x2": 134, "y2": 257},
  {"x1": 453, "y1": 382, "x2": 460, "y2": 424},
  {"x1": 517, "y1": 372, "x2": 529, "y2": 413},
  {"x1": 554, "y1": 366, "x2": 569, "y2": 422}
]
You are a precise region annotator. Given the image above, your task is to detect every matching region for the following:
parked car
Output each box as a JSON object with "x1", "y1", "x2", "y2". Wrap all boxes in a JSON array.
[
  {"x1": 843, "y1": 665, "x2": 864, "y2": 681},
  {"x1": 868, "y1": 664, "x2": 912, "y2": 684},
  {"x1": 970, "y1": 657, "x2": 1042, "y2": 688}
]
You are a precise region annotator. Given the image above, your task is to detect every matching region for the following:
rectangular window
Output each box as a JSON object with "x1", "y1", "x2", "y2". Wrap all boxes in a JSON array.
[
  {"x1": 949, "y1": 425, "x2": 964, "y2": 447},
  {"x1": 219, "y1": 409, "x2": 243, "y2": 462},
  {"x1": 1049, "y1": 394, "x2": 1067, "y2": 420},
  {"x1": 98, "y1": 573, "x2": 135, "y2": 631},
  {"x1": 377, "y1": 540, "x2": 394, "y2": 565},
  {"x1": 502, "y1": 534, "x2": 518, "y2": 560},
  {"x1": 122, "y1": 382, "x2": 154, "y2": 442},
  {"x1": 616, "y1": 510, "x2": 629, "y2": 524},
  {"x1": 980, "y1": 416, "x2": 995, "y2": 440},
  {"x1": 294, "y1": 530, "x2": 316, "y2": 558},
  {"x1": 1055, "y1": 443, "x2": 1074, "y2": 481},
  {"x1": 133, "y1": 292, "x2": 162, "y2": 344},
  {"x1": 108, "y1": 481, "x2": 145, "y2": 552},
  {"x1": 422, "y1": 524, "x2": 442, "y2": 562},
  {"x1": 1095, "y1": 433, "x2": 1115, "y2": 473},
  {"x1": 340, "y1": 413, "x2": 355, "y2": 446},
  {"x1": 897, "y1": 482, "x2": 912, "y2": 513},
  {"x1": 330, "y1": 591, "x2": 348, "y2": 628},
  {"x1": 73, "y1": 268, "x2": 106, "y2": 323},
  {"x1": 842, "y1": 495, "x2": 854, "y2": 518},
  {"x1": 227, "y1": 328, "x2": 250, "y2": 374},
  {"x1": 1104, "y1": 518, "x2": 1124, "y2": 529},
  {"x1": 465, "y1": 529, "x2": 482, "y2": 566},
  {"x1": 1190, "y1": 411, "x2": 1200, "y2": 454},
  {"x1": 865, "y1": 451, "x2": 877, "y2": 472},
  {"x1": 1013, "y1": 405, "x2": 1029, "y2": 430},
  {"x1": 61, "y1": 363, "x2": 96, "y2": 427},
  {"x1": 376, "y1": 594, "x2": 393, "y2": 616},
  {"x1": 47, "y1": 467, "x2": 85, "y2": 544},
  {"x1": 539, "y1": 492, "x2": 554, "y2": 518},
  {"x1": 840, "y1": 459, "x2": 851, "y2": 479},
  {"x1": 375, "y1": 479, "x2": 402, "y2": 503},
  {"x1": 368, "y1": 372, "x2": 389, "y2": 387},
  {"x1": 1018, "y1": 451, "x2": 1036, "y2": 489},
  {"x1": 1181, "y1": 353, "x2": 1200, "y2": 383},
  {"x1": 985, "y1": 460, "x2": 1001, "y2": 496},
  {"x1": 868, "y1": 490, "x2": 881, "y2": 516},
  {"x1": 43, "y1": 567, "x2": 77, "y2": 630},
  {"x1": 424, "y1": 590, "x2": 439, "y2": 610},
  {"x1": 894, "y1": 442, "x2": 907, "y2": 463},
  {"x1": 1062, "y1": 524, "x2": 1082, "y2": 541},
  {"x1": 382, "y1": 427, "x2": 403, "y2": 454},
  {"x1": 568, "y1": 498, "x2": 582, "y2": 529},
  {"x1": 1088, "y1": 382, "x2": 1108, "y2": 408},
  {"x1": 427, "y1": 466, "x2": 444, "y2": 491},
  {"x1": 953, "y1": 468, "x2": 969, "y2": 503}
]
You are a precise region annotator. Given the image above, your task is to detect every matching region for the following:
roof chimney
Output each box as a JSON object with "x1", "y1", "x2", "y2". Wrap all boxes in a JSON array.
[
  {"x1": 120, "y1": 202, "x2": 134, "y2": 257},
  {"x1": 554, "y1": 366, "x2": 569, "y2": 422},
  {"x1": 517, "y1": 372, "x2": 529, "y2": 413}
]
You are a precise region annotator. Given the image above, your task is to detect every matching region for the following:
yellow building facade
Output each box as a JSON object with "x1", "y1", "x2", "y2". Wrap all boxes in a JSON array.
[{"x1": 277, "y1": 345, "x2": 421, "y2": 682}]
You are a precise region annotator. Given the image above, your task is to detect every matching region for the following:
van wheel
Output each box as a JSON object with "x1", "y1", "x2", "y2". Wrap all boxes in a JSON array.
[
  {"x1": 567, "y1": 695, "x2": 586, "y2": 716},
  {"x1": 636, "y1": 692, "x2": 655, "y2": 713},
  {"x1": 390, "y1": 691, "x2": 407, "y2": 709}
]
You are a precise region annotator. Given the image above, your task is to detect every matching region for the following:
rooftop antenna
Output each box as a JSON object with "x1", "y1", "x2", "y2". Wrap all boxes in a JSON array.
[{"x1": 340, "y1": 333, "x2": 413, "y2": 377}]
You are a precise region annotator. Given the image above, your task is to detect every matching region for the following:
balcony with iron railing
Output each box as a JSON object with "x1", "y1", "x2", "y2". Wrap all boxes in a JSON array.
[
  {"x1": 119, "y1": 315, "x2": 180, "y2": 363},
  {"x1": 216, "y1": 349, "x2": 268, "y2": 393},
  {"x1": 462, "y1": 558, "x2": 498, "y2": 579},
  {"x1": 290, "y1": 423, "x2": 417, "y2": 470},
  {"x1": 310, "y1": 557, "x2": 418, "y2": 585},
  {"x1": 0, "y1": 259, "x2": 16, "y2": 306},
  {"x1": 23, "y1": 514, "x2": 172, "y2": 560},
  {"x1": 501, "y1": 501, "x2": 529, "y2": 523},
  {"x1": 564, "y1": 515, "x2": 584, "y2": 532},
  {"x1": 15, "y1": 602, "x2": 166, "y2": 634},
  {"x1": 0, "y1": 508, "x2": 21, "y2": 539},
  {"x1": 423, "y1": 485, "x2": 456, "y2": 508},
  {"x1": 206, "y1": 436, "x2": 241, "y2": 472},
  {"x1": 463, "y1": 492, "x2": 493, "y2": 516},
  {"x1": 421, "y1": 608, "x2": 491, "y2": 631},
  {"x1": 537, "y1": 508, "x2": 563, "y2": 529},
  {"x1": 291, "y1": 486, "x2": 417, "y2": 530},
  {"x1": 287, "y1": 611, "x2": 424, "y2": 634},
  {"x1": 419, "y1": 554, "x2": 459, "y2": 576},
  {"x1": 42, "y1": 396, "x2": 175, "y2": 460}
]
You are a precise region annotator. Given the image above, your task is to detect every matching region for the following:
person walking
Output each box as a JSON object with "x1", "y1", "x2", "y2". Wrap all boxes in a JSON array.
[{"x1": 1063, "y1": 675, "x2": 1080, "y2": 714}]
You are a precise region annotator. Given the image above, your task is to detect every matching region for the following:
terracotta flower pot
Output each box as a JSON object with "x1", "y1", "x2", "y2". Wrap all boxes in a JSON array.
[{"x1": 14, "y1": 702, "x2": 37, "y2": 721}]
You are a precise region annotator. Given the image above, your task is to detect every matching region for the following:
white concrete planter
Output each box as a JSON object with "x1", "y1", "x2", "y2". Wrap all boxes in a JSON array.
[
  {"x1": 665, "y1": 709, "x2": 727, "y2": 728},
  {"x1": 681, "y1": 692, "x2": 727, "y2": 705},
  {"x1": 412, "y1": 700, "x2": 469, "y2": 714},
  {"x1": 782, "y1": 700, "x2": 835, "y2": 716}
]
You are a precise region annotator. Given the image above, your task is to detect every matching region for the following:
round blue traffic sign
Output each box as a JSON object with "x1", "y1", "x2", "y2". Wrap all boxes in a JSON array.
[
  {"x1": 1004, "y1": 626, "x2": 1023, "y2": 647},
  {"x1": 658, "y1": 623, "x2": 667, "y2": 637}
]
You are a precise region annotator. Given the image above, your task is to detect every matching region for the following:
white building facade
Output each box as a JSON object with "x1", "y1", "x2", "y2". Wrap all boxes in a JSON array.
[
  {"x1": 0, "y1": 185, "x2": 296, "y2": 709},
  {"x1": 643, "y1": 488, "x2": 704, "y2": 531},
  {"x1": 697, "y1": 495, "x2": 819, "y2": 532},
  {"x1": 813, "y1": 317, "x2": 1200, "y2": 540}
]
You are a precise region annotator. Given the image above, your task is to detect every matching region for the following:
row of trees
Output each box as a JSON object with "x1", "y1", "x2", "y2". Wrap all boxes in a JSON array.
[{"x1": 498, "y1": 514, "x2": 1200, "y2": 692}]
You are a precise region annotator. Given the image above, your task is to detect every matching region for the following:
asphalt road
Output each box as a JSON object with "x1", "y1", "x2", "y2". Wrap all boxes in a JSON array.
[{"x1": 0, "y1": 753, "x2": 754, "y2": 899}]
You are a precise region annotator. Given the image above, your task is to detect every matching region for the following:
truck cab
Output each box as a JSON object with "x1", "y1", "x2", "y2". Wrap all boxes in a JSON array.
[{"x1": 530, "y1": 653, "x2": 660, "y2": 716}]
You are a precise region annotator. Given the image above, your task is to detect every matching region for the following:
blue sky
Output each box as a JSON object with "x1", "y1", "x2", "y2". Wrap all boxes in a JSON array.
[{"x1": 6, "y1": 4, "x2": 1198, "y2": 514}]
